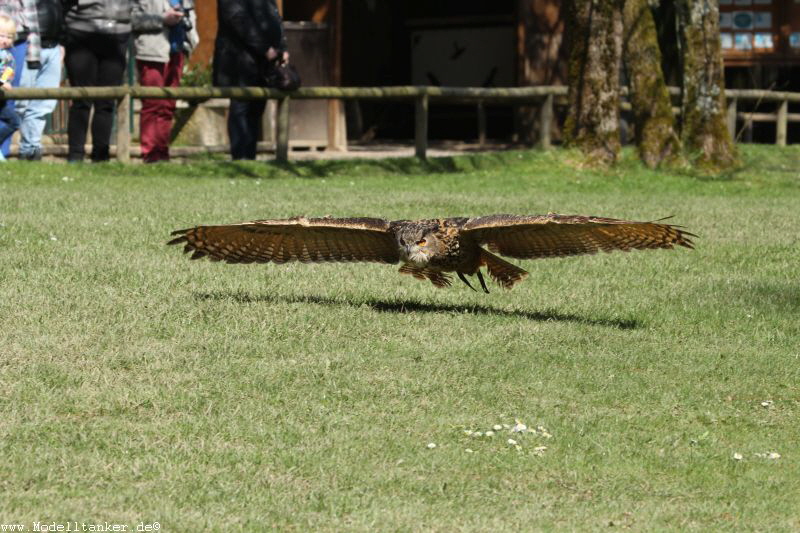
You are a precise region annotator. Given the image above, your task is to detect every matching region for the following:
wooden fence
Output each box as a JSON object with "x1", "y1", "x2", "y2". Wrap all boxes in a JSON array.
[{"x1": 5, "y1": 85, "x2": 798, "y2": 162}]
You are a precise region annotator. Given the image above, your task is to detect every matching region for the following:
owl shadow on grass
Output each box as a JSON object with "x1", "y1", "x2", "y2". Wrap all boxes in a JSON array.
[
  {"x1": 213, "y1": 153, "x2": 482, "y2": 179},
  {"x1": 194, "y1": 291, "x2": 639, "y2": 330}
]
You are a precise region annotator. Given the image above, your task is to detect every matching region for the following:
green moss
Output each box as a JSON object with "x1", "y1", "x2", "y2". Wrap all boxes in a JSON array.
[
  {"x1": 679, "y1": 0, "x2": 738, "y2": 172},
  {"x1": 565, "y1": 0, "x2": 624, "y2": 166},
  {"x1": 624, "y1": 0, "x2": 683, "y2": 168}
]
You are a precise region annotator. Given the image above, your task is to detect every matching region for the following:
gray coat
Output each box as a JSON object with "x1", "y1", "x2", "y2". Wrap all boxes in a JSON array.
[
  {"x1": 64, "y1": 0, "x2": 131, "y2": 34},
  {"x1": 132, "y1": 0, "x2": 198, "y2": 62}
]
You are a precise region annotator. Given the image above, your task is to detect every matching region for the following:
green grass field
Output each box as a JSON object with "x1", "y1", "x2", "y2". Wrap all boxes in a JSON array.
[{"x1": 1, "y1": 146, "x2": 798, "y2": 531}]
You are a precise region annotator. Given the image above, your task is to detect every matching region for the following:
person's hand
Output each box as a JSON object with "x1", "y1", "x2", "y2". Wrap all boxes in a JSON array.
[
  {"x1": 266, "y1": 48, "x2": 290, "y2": 64},
  {"x1": 1, "y1": 81, "x2": 12, "y2": 91},
  {"x1": 163, "y1": 7, "x2": 184, "y2": 27}
]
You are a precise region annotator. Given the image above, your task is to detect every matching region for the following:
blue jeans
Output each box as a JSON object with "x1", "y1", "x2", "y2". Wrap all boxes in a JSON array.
[
  {"x1": 1, "y1": 41, "x2": 27, "y2": 156},
  {"x1": 0, "y1": 99, "x2": 21, "y2": 160},
  {"x1": 16, "y1": 46, "x2": 63, "y2": 158}
]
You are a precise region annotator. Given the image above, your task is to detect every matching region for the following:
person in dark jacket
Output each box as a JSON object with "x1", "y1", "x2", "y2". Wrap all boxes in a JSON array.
[
  {"x1": 63, "y1": 0, "x2": 131, "y2": 162},
  {"x1": 15, "y1": 0, "x2": 63, "y2": 160},
  {"x1": 213, "y1": 0, "x2": 287, "y2": 160}
]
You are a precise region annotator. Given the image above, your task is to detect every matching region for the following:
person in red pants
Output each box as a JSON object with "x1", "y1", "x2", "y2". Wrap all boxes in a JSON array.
[{"x1": 132, "y1": 0, "x2": 198, "y2": 163}]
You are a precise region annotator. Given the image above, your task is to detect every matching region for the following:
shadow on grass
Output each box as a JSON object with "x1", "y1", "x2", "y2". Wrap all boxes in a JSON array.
[
  {"x1": 721, "y1": 280, "x2": 800, "y2": 313},
  {"x1": 170, "y1": 149, "x2": 527, "y2": 180},
  {"x1": 194, "y1": 290, "x2": 639, "y2": 330}
]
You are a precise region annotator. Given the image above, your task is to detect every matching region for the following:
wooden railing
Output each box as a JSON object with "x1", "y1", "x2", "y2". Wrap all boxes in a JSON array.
[
  {"x1": 724, "y1": 90, "x2": 800, "y2": 146},
  {"x1": 5, "y1": 85, "x2": 797, "y2": 162}
]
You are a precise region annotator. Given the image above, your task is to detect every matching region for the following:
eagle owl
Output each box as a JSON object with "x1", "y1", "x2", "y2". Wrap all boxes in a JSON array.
[{"x1": 168, "y1": 214, "x2": 694, "y2": 293}]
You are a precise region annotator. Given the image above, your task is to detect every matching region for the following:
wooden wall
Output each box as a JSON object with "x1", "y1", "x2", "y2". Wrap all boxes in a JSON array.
[
  {"x1": 190, "y1": 0, "x2": 217, "y2": 67},
  {"x1": 190, "y1": 0, "x2": 338, "y2": 69}
]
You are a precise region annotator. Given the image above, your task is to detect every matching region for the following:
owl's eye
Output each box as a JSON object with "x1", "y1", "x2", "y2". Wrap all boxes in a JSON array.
[{"x1": 417, "y1": 238, "x2": 427, "y2": 246}]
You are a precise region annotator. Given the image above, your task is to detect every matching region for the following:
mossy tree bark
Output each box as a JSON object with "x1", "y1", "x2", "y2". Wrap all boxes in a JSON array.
[
  {"x1": 564, "y1": 0, "x2": 625, "y2": 166},
  {"x1": 623, "y1": 0, "x2": 682, "y2": 168},
  {"x1": 517, "y1": 0, "x2": 568, "y2": 145},
  {"x1": 679, "y1": 0, "x2": 738, "y2": 171}
]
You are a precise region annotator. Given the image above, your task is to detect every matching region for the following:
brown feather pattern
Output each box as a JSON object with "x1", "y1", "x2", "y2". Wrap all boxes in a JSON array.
[
  {"x1": 169, "y1": 213, "x2": 695, "y2": 292},
  {"x1": 462, "y1": 214, "x2": 694, "y2": 260},
  {"x1": 168, "y1": 216, "x2": 400, "y2": 265},
  {"x1": 398, "y1": 264, "x2": 453, "y2": 287}
]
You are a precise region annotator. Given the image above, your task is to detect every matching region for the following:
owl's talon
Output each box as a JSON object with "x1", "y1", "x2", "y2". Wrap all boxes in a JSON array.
[
  {"x1": 457, "y1": 272, "x2": 477, "y2": 292},
  {"x1": 476, "y1": 270, "x2": 490, "y2": 293}
]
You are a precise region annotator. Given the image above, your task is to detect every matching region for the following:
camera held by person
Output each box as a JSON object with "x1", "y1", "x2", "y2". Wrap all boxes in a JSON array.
[
  {"x1": 178, "y1": 1, "x2": 193, "y2": 32},
  {"x1": 164, "y1": 1, "x2": 192, "y2": 32}
]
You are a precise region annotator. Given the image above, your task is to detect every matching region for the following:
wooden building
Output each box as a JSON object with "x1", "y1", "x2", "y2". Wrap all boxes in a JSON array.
[
  {"x1": 719, "y1": 0, "x2": 800, "y2": 66},
  {"x1": 192, "y1": 0, "x2": 800, "y2": 144}
]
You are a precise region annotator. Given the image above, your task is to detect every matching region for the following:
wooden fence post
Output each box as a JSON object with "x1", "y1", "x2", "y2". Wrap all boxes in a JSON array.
[
  {"x1": 726, "y1": 97, "x2": 737, "y2": 140},
  {"x1": 276, "y1": 96, "x2": 290, "y2": 163},
  {"x1": 776, "y1": 99, "x2": 788, "y2": 147},
  {"x1": 116, "y1": 91, "x2": 131, "y2": 163},
  {"x1": 539, "y1": 93, "x2": 553, "y2": 149},
  {"x1": 477, "y1": 101, "x2": 487, "y2": 147},
  {"x1": 415, "y1": 92, "x2": 428, "y2": 159}
]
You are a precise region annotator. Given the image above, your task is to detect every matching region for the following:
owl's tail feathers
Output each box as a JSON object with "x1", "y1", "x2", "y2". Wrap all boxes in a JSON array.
[{"x1": 479, "y1": 248, "x2": 528, "y2": 289}]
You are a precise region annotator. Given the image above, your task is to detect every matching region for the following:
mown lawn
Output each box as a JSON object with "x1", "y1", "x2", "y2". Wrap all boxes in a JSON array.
[{"x1": 1, "y1": 146, "x2": 798, "y2": 531}]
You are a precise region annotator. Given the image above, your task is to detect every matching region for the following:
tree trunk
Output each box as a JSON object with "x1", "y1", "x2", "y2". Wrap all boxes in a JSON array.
[
  {"x1": 623, "y1": 0, "x2": 682, "y2": 168},
  {"x1": 679, "y1": 0, "x2": 738, "y2": 171},
  {"x1": 564, "y1": 0, "x2": 624, "y2": 166},
  {"x1": 517, "y1": 0, "x2": 568, "y2": 145}
]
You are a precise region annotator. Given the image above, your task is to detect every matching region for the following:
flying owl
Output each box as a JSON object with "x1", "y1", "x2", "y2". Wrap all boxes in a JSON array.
[{"x1": 168, "y1": 214, "x2": 694, "y2": 293}]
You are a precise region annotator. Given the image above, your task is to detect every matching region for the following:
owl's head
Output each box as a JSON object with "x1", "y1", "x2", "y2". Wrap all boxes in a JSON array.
[{"x1": 397, "y1": 227, "x2": 440, "y2": 265}]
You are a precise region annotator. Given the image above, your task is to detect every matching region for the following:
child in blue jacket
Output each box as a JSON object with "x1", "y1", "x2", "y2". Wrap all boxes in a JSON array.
[{"x1": 0, "y1": 14, "x2": 20, "y2": 161}]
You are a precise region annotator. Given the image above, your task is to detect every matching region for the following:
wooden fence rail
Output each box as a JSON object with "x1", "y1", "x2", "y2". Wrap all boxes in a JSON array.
[{"x1": 3, "y1": 85, "x2": 797, "y2": 162}]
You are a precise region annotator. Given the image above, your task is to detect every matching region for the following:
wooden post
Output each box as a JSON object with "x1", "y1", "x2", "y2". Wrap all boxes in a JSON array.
[
  {"x1": 477, "y1": 101, "x2": 487, "y2": 147},
  {"x1": 276, "y1": 96, "x2": 290, "y2": 163},
  {"x1": 776, "y1": 99, "x2": 788, "y2": 147},
  {"x1": 326, "y1": 0, "x2": 345, "y2": 151},
  {"x1": 415, "y1": 92, "x2": 428, "y2": 159},
  {"x1": 726, "y1": 97, "x2": 737, "y2": 140},
  {"x1": 539, "y1": 93, "x2": 553, "y2": 149},
  {"x1": 116, "y1": 91, "x2": 131, "y2": 163},
  {"x1": 327, "y1": 102, "x2": 343, "y2": 151}
]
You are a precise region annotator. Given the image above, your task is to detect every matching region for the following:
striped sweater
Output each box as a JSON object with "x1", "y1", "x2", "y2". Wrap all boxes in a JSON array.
[{"x1": 0, "y1": 0, "x2": 41, "y2": 66}]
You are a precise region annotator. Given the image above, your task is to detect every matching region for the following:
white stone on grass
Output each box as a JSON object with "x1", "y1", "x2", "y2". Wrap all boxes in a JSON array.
[{"x1": 754, "y1": 452, "x2": 781, "y2": 460}]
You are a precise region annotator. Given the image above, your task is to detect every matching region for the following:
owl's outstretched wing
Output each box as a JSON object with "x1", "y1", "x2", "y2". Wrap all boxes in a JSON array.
[
  {"x1": 461, "y1": 214, "x2": 694, "y2": 259},
  {"x1": 168, "y1": 216, "x2": 400, "y2": 264}
]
